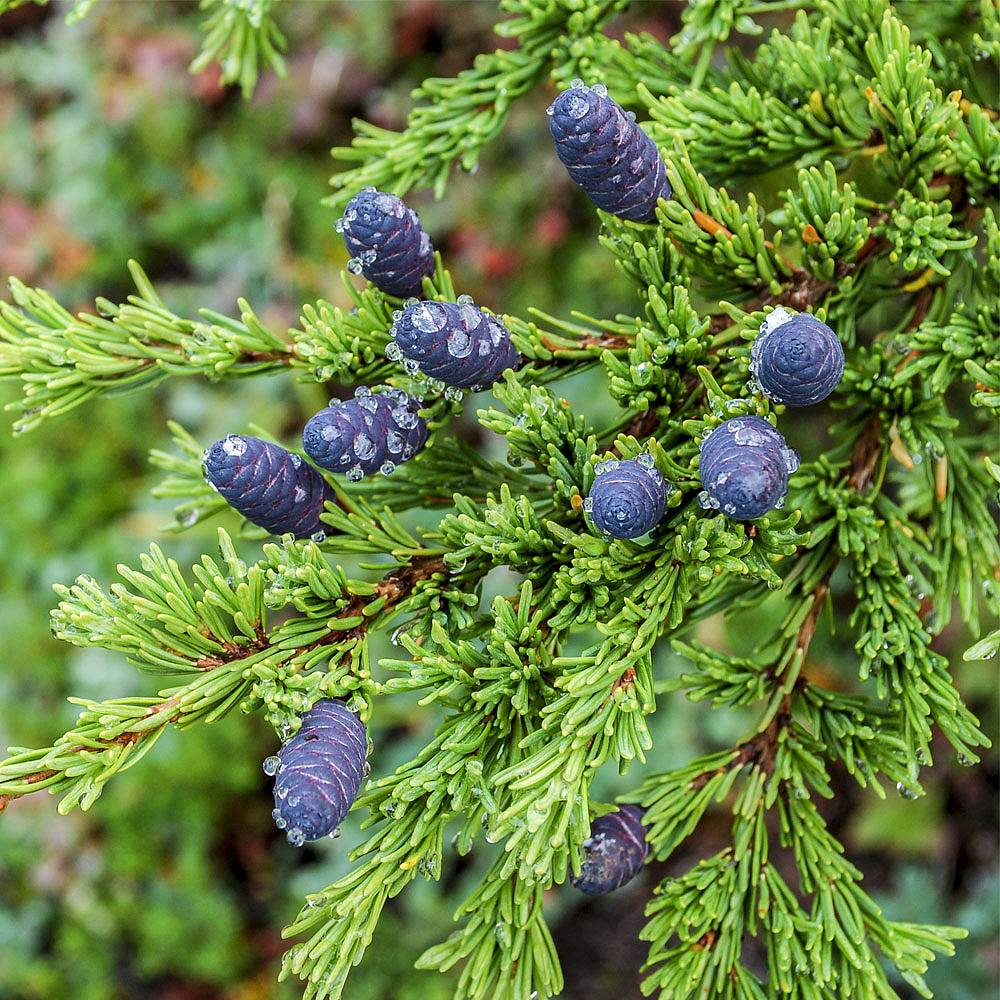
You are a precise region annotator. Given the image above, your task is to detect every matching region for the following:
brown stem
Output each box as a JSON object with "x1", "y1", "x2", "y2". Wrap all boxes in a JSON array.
[
  {"x1": 709, "y1": 211, "x2": 892, "y2": 336},
  {"x1": 689, "y1": 414, "x2": 892, "y2": 791},
  {"x1": 303, "y1": 555, "x2": 447, "y2": 651},
  {"x1": 690, "y1": 576, "x2": 832, "y2": 788}
]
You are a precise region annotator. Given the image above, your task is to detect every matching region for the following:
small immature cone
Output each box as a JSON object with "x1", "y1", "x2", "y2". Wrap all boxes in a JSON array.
[
  {"x1": 698, "y1": 416, "x2": 799, "y2": 521},
  {"x1": 302, "y1": 386, "x2": 427, "y2": 482},
  {"x1": 389, "y1": 297, "x2": 520, "y2": 390},
  {"x1": 750, "y1": 309, "x2": 845, "y2": 407},
  {"x1": 338, "y1": 188, "x2": 435, "y2": 298},
  {"x1": 586, "y1": 455, "x2": 667, "y2": 539},
  {"x1": 572, "y1": 805, "x2": 650, "y2": 896},
  {"x1": 548, "y1": 81, "x2": 671, "y2": 223},
  {"x1": 203, "y1": 435, "x2": 332, "y2": 538},
  {"x1": 269, "y1": 699, "x2": 367, "y2": 845}
]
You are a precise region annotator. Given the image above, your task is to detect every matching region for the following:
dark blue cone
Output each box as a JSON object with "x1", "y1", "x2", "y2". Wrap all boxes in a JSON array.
[
  {"x1": 571, "y1": 805, "x2": 649, "y2": 896},
  {"x1": 302, "y1": 387, "x2": 428, "y2": 482},
  {"x1": 269, "y1": 699, "x2": 367, "y2": 845},
  {"x1": 750, "y1": 309, "x2": 845, "y2": 407},
  {"x1": 698, "y1": 416, "x2": 799, "y2": 521},
  {"x1": 389, "y1": 297, "x2": 520, "y2": 390},
  {"x1": 547, "y1": 81, "x2": 671, "y2": 223},
  {"x1": 338, "y1": 188, "x2": 435, "y2": 298},
  {"x1": 204, "y1": 435, "x2": 332, "y2": 538},
  {"x1": 585, "y1": 455, "x2": 667, "y2": 539}
]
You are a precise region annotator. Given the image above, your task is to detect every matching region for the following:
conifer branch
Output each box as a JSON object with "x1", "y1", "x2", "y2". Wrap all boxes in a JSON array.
[
  {"x1": 1, "y1": 1, "x2": 996, "y2": 997},
  {"x1": 0, "y1": 533, "x2": 448, "y2": 814},
  {"x1": 0, "y1": 261, "x2": 294, "y2": 433}
]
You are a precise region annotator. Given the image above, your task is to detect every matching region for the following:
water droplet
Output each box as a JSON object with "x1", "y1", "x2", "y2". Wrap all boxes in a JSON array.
[
  {"x1": 179, "y1": 509, "x2": 199, "y2": 527},
  {"x1": 457, "y1": 294, "x2": 474, "y2": 305},
  {"x1": 591, "y1": 82, "x2": 607, "y2": 97},
  {"x1": 287, "y1": 827, "x2": 306, "y2": 847},
  {"x1": 447, "y1": 330, "x2": 473, "y2": 358},
  {"x1": 380, "y1": 460, "x2": 396, "y2": 476},
  {"x1": 347, "y1": 258, "x2": 364, "y2": 275},
  {"x1": 392, "y1": 407, "x2": 418, "y2": 430},
  {"x1": 409, "y1": 301, "x2": 445, "y2": 334},
  {"x1": 583, "y1": 497, "x2": 594, "y2": 512},
  {"x1": 562, "y1": 92, "x2": 589, "y2": 119},
  {"x1": 320, "y1": 421, "x2": 341, "y2": 443},
  {"x1": 896, "y1": 782, "x2": 919, "y2": 799},
  {"x1": 354, "y1": 433, "x2": 376, "y2": 460},
  {"x1": 697, "y1": 491, "x2": 713, "y2": 509},
  {"x1": 222, "y1": 435, "x2": 247, "y2": 457},
  {"x1": 263, "y1": 756, "x2": 281, "y2": 776},
  {"x1": 346, "y1": 465, "x2": 364, "y2": 482},
  {"x1": 310, "y1": 530, "x2": 327, "y2": 543}
]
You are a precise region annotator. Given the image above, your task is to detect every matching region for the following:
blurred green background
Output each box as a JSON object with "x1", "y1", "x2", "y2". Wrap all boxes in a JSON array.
[{"x1": 0, "y1": 2, "x2": 996, "y2": 998}]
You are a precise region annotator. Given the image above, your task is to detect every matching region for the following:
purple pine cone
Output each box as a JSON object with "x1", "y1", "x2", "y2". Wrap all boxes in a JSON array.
[
  {"x1": 547, "y1": 82, "x2": 671, "y2": 223},
  {"x1": 389, "y1": 298, "x2": 520, "y2": 390},
  {"x1": 303, "y1": 386, "x2": 427, "y2": 482},
  {"x1": 204, "y1": 435, "x2": 332, "y2": 538},
  {"x1": 571, "y1": 805, "x2": 650, "y2": 896},
  {"x1": 586, "y1": 455, "x2": 667, "y2": 539},
  {"x1": 338, "y1": 188, "x2": 435, "y2": 298},
  {"x1": 750, "y1": 310, "x2": 845, "y2": 407},
  {"x1": 269, "y1": 699, "x2": 367, "y2": 845},
  {"x1": 698, "y1": 416, "x2": 799, "y2": 521}
]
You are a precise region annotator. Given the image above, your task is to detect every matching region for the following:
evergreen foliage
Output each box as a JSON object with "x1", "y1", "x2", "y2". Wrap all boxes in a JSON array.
[{"x1": 0, "y1": 2, "x2": 998, "y2": 999}]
